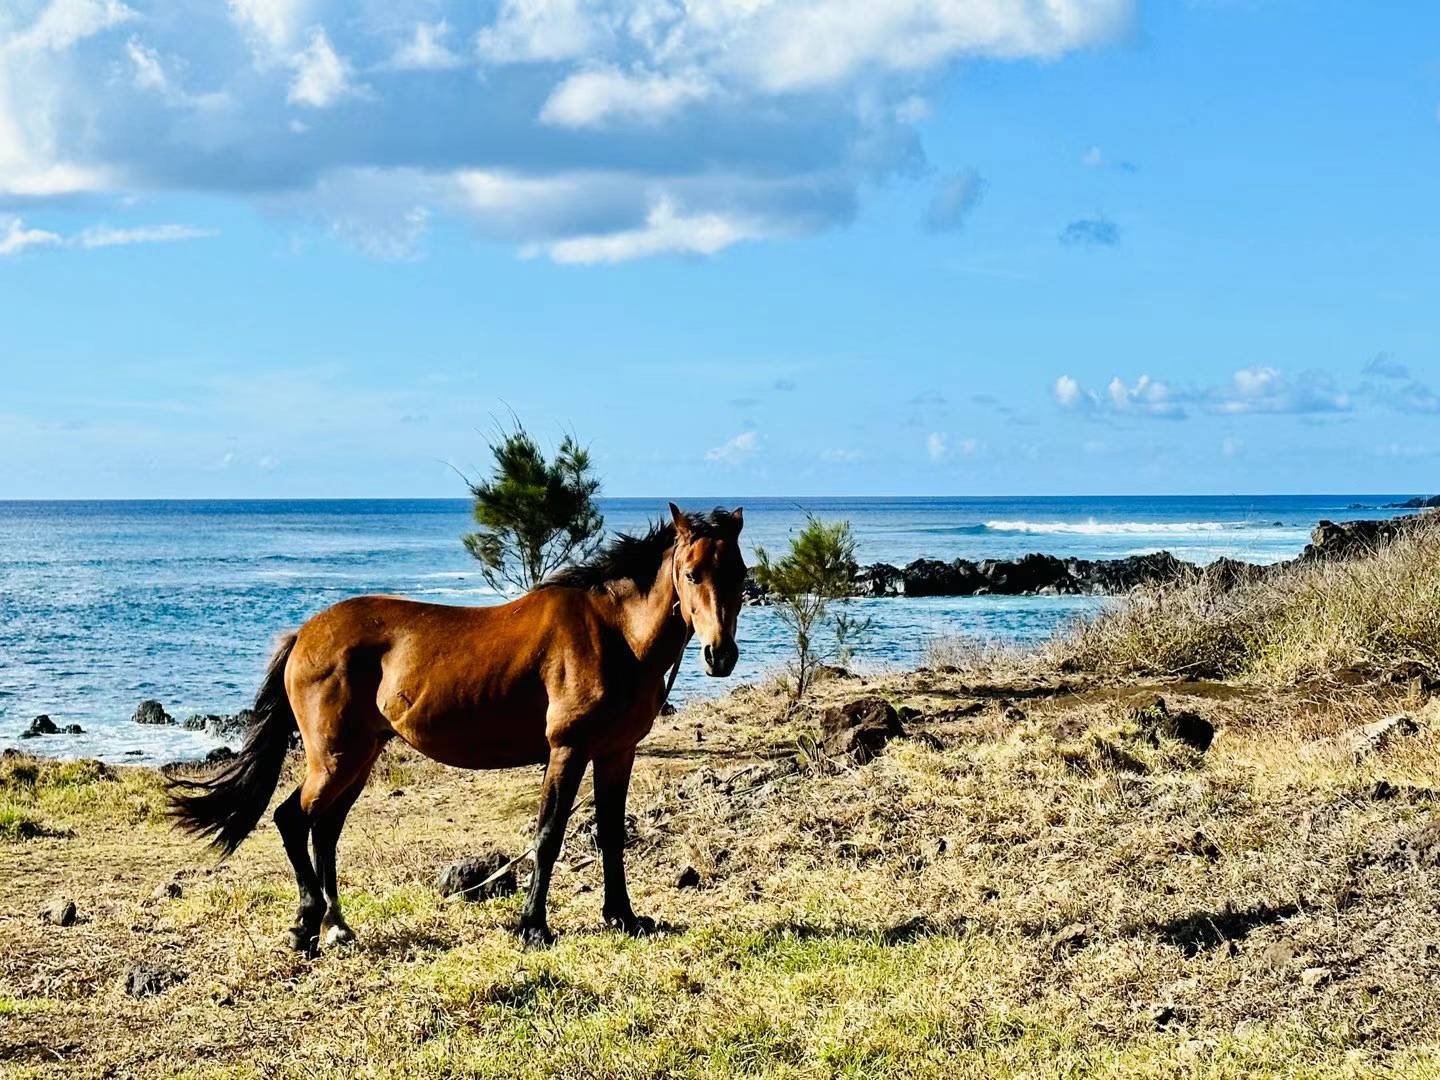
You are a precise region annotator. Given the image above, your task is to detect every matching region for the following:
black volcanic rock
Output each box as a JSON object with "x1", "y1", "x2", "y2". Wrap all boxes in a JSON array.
[
  {"x1": 132, "y1": 700, "x2": 173, "y2": 726},
  {"x1": 1303, "y1": 513, "x2": 1434, "y2": 561},
  {"x1": 852, "y1": 562, "x2": 905, "y2": 597},
  {"x1": 20, "y1": 715, "x2": 59, "y2": 738}
]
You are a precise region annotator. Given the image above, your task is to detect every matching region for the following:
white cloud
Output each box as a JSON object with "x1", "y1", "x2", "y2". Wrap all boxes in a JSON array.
[
  {"x1": 705, "y1": 430, "x2": 759, "y2": 465},
  {"x1": 926, "y1": 431, "x2": 948, "y2": 462},
  {"x1": 125, "y1": 37, "x2": 231, "y2": 109},
  {"x1": 821, "y1": 447, "x2": 862, "y2": 463},
  {"x1": 1056, "y1": 367, "x2": 1356, "y2": 420},
  {"x1": 287, "y1": 28, "x2": 362, "y2": 108},
  {"x1": 0, "y1": 0, "x2": 1134, "y2": 261},
  {"x1": 4, "y1": 0, "x2": 135, "y2": 54},
  {"x1": 0, "y1": 0, "x2": 133, "y2": 196},
  {"x1": 1081, "y1": 144, "x2": 1103, "y2": 166},
  {"x1": 538, "y1": 197, "x2": 764, "y2": 264},
  {"x1": 1105, "y1": 374, "x2": 1184, "y2": 418},
  {"x1": 1221, "y1": 436, "x2": 1243, "y2": 457},
  {"x1": 77, "y1": 223, "x2": 217, "y2": 247},
  {"x1": 228, "y1": 0, "x2": 308, "y2": 54},
  {"x1": 1211, "y1": 366, "x2": 1351, "y2": 415},
  {"x1": 383, "y1": 20, "x2": 462, "y2": 71},
  {"x1": 1054, "y1": 375, "x2": 1084, "y2": 409},
  {"x1": 0, "y1": 216, "x2": 214, "y2": 255},
  {"x1": 0, "y1": 216, "x2": 62, "y2": 255},
  {"x1": 540, "y1": 67, "x2": 713, "y2": 129},
  {"x1": 476, "y1": 0, "x2": 602, "y2": 64}
]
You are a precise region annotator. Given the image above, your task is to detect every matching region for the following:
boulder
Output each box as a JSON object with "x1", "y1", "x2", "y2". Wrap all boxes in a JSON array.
[
  {"x1": 19, "y1": 715, "x2": 59, "y2": 738},
  {"x1": 204, "y1": 746, "x2": 237, "y2": 766},
  {"x1": 435, "y1": 851, "x2": 519, "y2": 901},
  {"x1": 41, "y1": 898, "x2": 77, "y2": 926},
  {"x1": 1385, "y1": 496, "x2": 1440, "y2": 509},
  {"x1": 852, "y1": 562, "x2": 905, "y2": 597},
  {"x1": 820, "y1": 697, "x2": 907, "y2": 763},
  {"x1": 132, "y1": 700, "x2": 173, "y2": 726},
  {"x1": 1304, "y1": 514, "x2": 1435, "y2": 561},
  {"x1": 902, "y1": 559, "x2": 984, "y2": 597},
  {"x1": 980, "y1": 553, "x2": 1070, "y2": 594}
]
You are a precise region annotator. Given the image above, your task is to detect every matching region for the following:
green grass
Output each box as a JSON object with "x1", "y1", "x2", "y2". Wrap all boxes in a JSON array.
[
  {"x1": 0, "y1": 802, "x2": 51, "y2": 841},
  {"x1": 0, "y1": 752, "x2": 169, "y2": 839}
]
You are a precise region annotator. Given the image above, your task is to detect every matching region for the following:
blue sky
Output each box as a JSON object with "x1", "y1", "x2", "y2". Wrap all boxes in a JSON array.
[{"x1": 2, "y1": 0, "x2": 1438, "y2": 498}]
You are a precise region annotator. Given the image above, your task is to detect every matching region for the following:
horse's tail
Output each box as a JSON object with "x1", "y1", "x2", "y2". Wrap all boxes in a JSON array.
[{"x1": 169, "y1": 632, "x2": 299, "y2": 856}]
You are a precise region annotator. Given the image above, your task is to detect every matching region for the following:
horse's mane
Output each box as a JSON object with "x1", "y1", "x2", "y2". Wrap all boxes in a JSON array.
[{"x1": 540, "y1": 509, "x2": 735, "y2": 594}]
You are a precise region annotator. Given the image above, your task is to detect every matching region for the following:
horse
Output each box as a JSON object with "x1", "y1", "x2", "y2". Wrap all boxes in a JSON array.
[{"x1": 169, "y1": 504, "x2": 746, "y2": 951}]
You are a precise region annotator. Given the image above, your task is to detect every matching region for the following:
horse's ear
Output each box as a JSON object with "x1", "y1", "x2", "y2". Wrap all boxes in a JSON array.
[
  {"x1": 669, "y1": 502, "x2": 690, "y2": 539},
  {"x1": 730, "y1": 506, "x2": 744, "y2": 531}
]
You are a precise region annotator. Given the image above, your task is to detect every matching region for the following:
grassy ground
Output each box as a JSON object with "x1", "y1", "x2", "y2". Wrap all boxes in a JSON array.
[
  {"x1": 4, "y1": 660, "x2": 1440, "y2": 1077},
  {"x1": 1053, "y1": 515, "x2": 1440, "y2": 687}
]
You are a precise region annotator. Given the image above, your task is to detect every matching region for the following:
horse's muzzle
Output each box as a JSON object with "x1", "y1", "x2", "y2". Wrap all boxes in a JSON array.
[{"x1": 702, "y1": 640, "x2": 739, "y2": 677}]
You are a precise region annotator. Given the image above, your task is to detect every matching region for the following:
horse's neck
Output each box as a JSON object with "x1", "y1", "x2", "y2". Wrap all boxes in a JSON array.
[{"x1": 616, "y1": 546, "x2": 686, "y2": 669}]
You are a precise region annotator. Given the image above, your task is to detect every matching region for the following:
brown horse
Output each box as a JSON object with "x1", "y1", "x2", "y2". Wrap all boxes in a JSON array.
[{"x1": 170, "y1": 504, "x2": 745, "y2": 950}]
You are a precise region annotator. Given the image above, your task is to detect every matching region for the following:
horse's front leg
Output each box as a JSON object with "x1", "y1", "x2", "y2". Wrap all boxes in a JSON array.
[
  {"x1": 518, "y1": 745, "x2": 588, "y2": 949},
  {"x1": 596, "y1": 748, "x2": 654, "y2": 936}
]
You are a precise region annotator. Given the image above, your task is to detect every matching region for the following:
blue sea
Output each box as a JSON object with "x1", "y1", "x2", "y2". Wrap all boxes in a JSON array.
[{"x1": 0, "y1": 495, "x2": 1415, "y2": 763}]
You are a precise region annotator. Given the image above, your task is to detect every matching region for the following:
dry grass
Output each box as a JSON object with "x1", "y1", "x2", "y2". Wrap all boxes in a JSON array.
[
  {"x1": 1053, "y1": 521, "x2": 1440, "y2": 686},
  {"x1": 4, "y1": 665, "x2": 1440, "y2": 1077}
]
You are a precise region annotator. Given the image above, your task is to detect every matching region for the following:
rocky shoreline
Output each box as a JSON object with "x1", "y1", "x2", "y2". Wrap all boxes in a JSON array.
[
  {"x1": 12, "y1": 509, "x2": 1434, "y2": 763},
  {"x1": 742, "y1": 510, "x2": 1438, "y2": 603}
]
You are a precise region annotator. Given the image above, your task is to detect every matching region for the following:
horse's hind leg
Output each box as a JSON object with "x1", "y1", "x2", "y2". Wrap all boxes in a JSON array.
[
  {"x1": 312, "y1": 748, "x2": 380, "y2": 947},
  {"x1": 274, "y1": 786, "x2": 325, "y2": 952},
  {"x1": 276, "y1": 736, "x2": 381, "y2": 952}
]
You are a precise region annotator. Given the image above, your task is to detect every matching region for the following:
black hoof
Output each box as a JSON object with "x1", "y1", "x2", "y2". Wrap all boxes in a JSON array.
[
  {"x1": 605, "y1": 912, "x2": 657, "y2": 938},
  {"x1": 287, "y1": 926, "x2": 320, "y2": 955},
  {"x1": 518, "y1": 924, "x2": 556, "y2": 950}
]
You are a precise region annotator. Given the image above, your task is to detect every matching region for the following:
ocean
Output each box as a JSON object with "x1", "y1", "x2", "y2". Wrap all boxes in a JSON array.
[{"x1": 0, "y1": 495, "x2": 1413, "y2": 763}]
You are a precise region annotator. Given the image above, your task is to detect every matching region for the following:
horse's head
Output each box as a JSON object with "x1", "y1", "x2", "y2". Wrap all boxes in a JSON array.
[{"x1": 670, "y1": 503, "x2": 745, "y2": 677}]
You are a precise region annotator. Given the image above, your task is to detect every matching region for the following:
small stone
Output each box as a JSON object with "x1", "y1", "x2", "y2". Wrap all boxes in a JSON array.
[
  {"x1": 60, "y1": 724, "x2": 84, "y2": 734},
  {"x1": 676, "y1": 866, "x2": 701, "y2": 890},
  {"x1": 153, "y1": 881, "x2": 183, "y2": 900},
  {"x1": 1003, "y1": 705, "x2": 1027, "y2": 723},
  {"x1": 41, "y1": 898, "x2": 77, "y2": 927},
  {"x1": 1301, "y1": 966, "x2": 1332, "y2": 989},
  {"x1": 204, "y1": 746, "x2": 236, "y2": 765},
  {"x1": 1051, "y1": 922, "x2": 1090, "y2": 954},
  {"x1": 1256, "y1": 941, "x2": 1294, "y2": 970},
  {"x1": 436, "y1": 852, "x2": 518, "y2": 901},
  {"x1": 124, "y1": 965, "x2": 183, "y2": 998}
]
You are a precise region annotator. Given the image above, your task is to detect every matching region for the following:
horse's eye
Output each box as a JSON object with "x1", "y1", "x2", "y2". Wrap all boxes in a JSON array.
[{"x1": 685, "y1": 571, "x2": 698, "y2": 584}]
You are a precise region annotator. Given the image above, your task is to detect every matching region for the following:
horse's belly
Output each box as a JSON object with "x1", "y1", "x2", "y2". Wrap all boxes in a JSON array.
[{"x1": 393, "y1": 707, "x2": 549, "y2": 771}]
